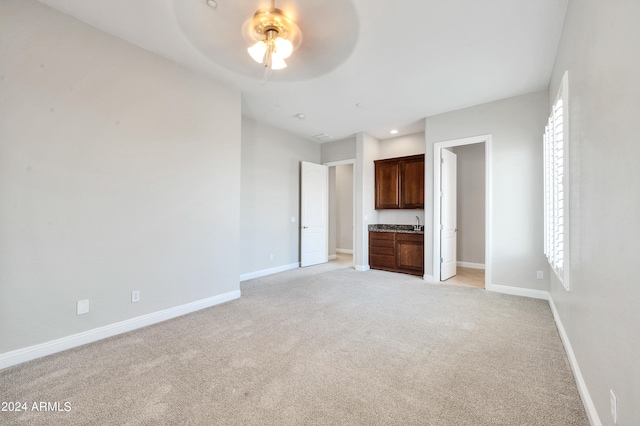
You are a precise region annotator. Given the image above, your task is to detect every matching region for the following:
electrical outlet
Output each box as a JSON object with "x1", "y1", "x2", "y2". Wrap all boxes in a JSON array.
[
  {"x1": 610, "y1": 389, "x2": 617, "y2": 424},
  {"x1": 131, "y1": 291, "x2": 140, "y2": 303},
  {"x1": 77, "y1": 299, "x2": 89, "y2": 315},
  {"x1": 537, "y1": 271, "x2": 544, "y2": 279}
]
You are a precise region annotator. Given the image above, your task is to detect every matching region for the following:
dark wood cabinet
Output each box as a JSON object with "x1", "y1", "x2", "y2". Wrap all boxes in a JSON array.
[
  {"x1": 374, "y1": 161, "x2": 400, "y2": 209},
  {"x1": 369, "y1": 231, "x2": 424, "y2": 276},
  {"x1": 396, "y1": 233, "x2": 424, "y2": 274},
  {"x1": 400, "y1": 157, "x2": 425, "y2": 209},
  {"x1": 369, "y1": 232, "x2": 396, "y2": 270},
  {"x1": 374, "y1": 154, "x2": 424, "y2": 209}
]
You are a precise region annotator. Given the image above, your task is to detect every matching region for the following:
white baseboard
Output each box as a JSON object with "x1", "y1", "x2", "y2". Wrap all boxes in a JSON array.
[
  {"x1": 0, "y1": 290, "x2": 241, "y2": 371},
  {"x1": 355, "y1": 264, "x2": 370, "y2": 272},
  {"x1": 423, "y1": 274, "x2": 436, "y2": 283},
  {"x1": 485, "y1": 283, "x2": 549, "y2": 300},
  {"x1": 328, "y1": 254, "x2": 337, "y2": 260},
  {"x1": 336, "y1": 248, "x2": 353, "y2": 254},
  {"x1": 457, "y1": 261, "x2": 485, "y2": 270},
  {"x1": 240, "y1": 262, "x2": 299, "y2": 282},
  {"x1": 548, "y1": 296, "x2": 601, "y2": 426}
]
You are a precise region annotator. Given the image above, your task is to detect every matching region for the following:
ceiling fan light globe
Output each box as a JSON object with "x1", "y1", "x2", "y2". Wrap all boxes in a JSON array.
[
  {"x1": 270, "y1": 53, "x2": 287, "y2": 70},
  {"x1": 274, "y1": 37, "x2": 293, "y2": 59},
  {"x1": 248, "y1": 41, "x2": 267, "y2": 63}
]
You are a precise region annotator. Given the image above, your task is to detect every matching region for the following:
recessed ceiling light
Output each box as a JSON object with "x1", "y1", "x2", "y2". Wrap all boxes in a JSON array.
[
  {"x1": 296, "y1": 113, "x2": 306, "y2": 120},
  {"x1": 355, "y1": 103, "x2": 362, "y2": 107},
  {"x1": 390, "y1": 129, "x2": 399, "y2": 134},
  {"x1": 206, "y1": 0, "x2": 217, "y2": 9}
]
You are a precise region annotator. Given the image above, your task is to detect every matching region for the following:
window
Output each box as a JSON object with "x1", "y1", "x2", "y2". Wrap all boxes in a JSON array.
[{"x1": 544, "y1": 71, "x2": 570, "y2": 290}]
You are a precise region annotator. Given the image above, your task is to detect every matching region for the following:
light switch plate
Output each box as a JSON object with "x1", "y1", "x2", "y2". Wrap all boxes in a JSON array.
[{"x1": 77, "y1": 299, "x2": 89, "y2": 315}]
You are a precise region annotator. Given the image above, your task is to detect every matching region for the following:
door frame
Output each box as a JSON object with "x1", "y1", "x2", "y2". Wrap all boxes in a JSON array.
[
  {"x1": 432, "y1": 134, "x2": 492, "y2": 287},
  {"x1": 324, "y1": 159, "x2": 356, "y2": 267}
]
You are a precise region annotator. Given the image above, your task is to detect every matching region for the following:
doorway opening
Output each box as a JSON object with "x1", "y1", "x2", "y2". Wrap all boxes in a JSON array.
[
  {"x1": 433, "y1": 135, "x2": 491, "y2": 288},
  {"x1": 326, "y1": 160, "x2": 356, "y2": 268}
]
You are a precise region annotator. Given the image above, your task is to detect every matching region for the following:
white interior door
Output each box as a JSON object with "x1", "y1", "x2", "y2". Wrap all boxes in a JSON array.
[
  {"x1": 301, "y1": 161, "x2": 328, "y2": 267},
  {"x1": 441, "y1": 149, "x2": 457, "y2": 280}
]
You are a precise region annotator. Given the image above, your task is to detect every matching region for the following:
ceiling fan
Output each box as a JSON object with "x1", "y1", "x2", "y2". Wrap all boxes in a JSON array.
[{"x1": 244, "y1": 0, "x2": 302, "y2": 82}]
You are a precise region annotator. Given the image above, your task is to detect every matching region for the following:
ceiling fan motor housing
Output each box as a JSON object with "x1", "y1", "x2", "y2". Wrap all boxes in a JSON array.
[{"x1": 252, "y1": 7, "x2": 292, "y2": 41}]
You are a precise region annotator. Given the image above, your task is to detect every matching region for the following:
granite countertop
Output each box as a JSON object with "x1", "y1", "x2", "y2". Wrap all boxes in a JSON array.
[{"x1": 368, "y1": 224, "x2": 424, "y2": 234}]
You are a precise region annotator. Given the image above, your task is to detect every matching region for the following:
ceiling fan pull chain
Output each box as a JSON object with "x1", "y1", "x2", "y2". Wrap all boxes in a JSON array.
[
  {"x1": 261, "y1": 66, "x2": 273, "y2": 86},
  {"x1": 264, "y1": 41, "x2": 272, "y2": 68}
]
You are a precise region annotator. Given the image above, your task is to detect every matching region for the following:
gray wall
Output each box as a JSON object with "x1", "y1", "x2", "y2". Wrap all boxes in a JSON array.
[
  {"x1": 378, "y1": 133, "x2": 426, "y2": 159},
  {"x1": 426, "y1": 91, "x2": 549, "y2": 290},
  {"x1": 452, "y1": 144, "x2": 485, "y2": 265},
  {"x1": 355, "y1": 133, "x2": 380, "y2": 269},
  {"x1": 240, "y1": 117, "x2": 321, "y2": 275},
  {"x1": 335, "y1": 164, "x2": 353, "y2": 251},
  {"x1": 548, "y1": 0, "x2": 640, "y2": 424},
  {"x1": 321, "y1": 137, "x2": 356, "y2": 164},
  {"x1": 0, "y1": 0, "x2": 241, "y2": 353}
]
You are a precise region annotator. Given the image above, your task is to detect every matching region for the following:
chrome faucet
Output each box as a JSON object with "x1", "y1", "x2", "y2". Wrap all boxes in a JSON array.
[{"x1": 415, "y1": 216, "x2": 420, "y2": 230}]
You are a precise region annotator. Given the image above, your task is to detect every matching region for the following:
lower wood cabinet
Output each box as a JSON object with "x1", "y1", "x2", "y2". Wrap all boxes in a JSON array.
[
  {"x1": 369, "y1": 232, "x2": 396, "y2": 270},
  {"x1": 369, "y1": 231, "x2": 424, "y2": 276}
]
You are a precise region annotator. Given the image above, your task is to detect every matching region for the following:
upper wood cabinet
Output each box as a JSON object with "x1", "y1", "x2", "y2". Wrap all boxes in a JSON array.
[
  {"x1": 400, "y1": 156, "x2": 425, "y2": 208},
  {"x1": 374, "y1": 160, "x2": 401, "y2": 209},
  {"x1": 375, "y1": 154, "x2": 425, "y2": 209}
]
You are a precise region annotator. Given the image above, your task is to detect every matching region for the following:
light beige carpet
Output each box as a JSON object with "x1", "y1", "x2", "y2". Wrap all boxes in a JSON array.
[{"x1": 1, "y1": 256, "x2": 588, "y2": 425}]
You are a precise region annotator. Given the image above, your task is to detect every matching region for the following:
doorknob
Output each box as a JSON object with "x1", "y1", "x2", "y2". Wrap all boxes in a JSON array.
[{"x1": 303, "y1": 226, "x2": 309, "y2": 229}]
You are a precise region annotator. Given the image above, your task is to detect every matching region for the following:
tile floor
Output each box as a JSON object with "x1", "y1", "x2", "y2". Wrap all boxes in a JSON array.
[{"x1": 441, "y1": 266, "x2": 485, "y2": 288}]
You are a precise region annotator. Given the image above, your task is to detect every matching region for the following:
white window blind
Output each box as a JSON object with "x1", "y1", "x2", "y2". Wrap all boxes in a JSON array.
[{"x1": 544, "y1": 71, "x2": 569, "y2": 290}]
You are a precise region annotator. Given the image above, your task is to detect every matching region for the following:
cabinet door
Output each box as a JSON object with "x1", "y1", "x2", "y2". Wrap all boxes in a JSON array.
[
  {"x1": 396, "y1": 234, "x2": 424, "y2": 275},
  {"x1": 369, "y1": 232, "x2": 396, "y2": 270},
  {"x1": 400, "y1": 157, "x2": 424, "y2": 209},
  {"x1": 375, "y1": 160, "x2": 400, "y2": 209}
]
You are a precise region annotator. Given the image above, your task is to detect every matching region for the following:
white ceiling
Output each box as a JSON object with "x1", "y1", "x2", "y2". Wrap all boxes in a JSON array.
[{"x1": 37, "y1": 0, "x2": 568, "y2": 141}]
